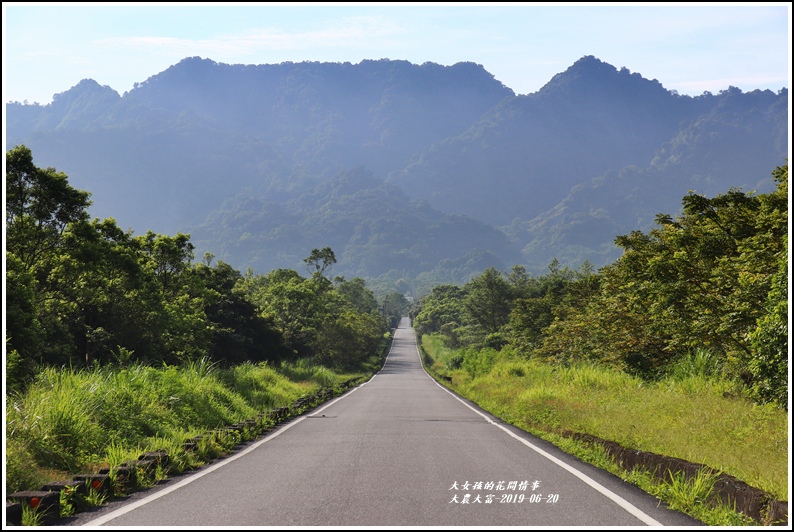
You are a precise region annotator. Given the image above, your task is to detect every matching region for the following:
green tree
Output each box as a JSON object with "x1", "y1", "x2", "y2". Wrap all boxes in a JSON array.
[
  {"x1": 535, "y1": 162, "x2": 788, "y2": 382},
  {"x1": 5, "y1": 253, "x2": 43, "y2": 390},
  {"x1": 5, "y1": 145, "x2": 94, "y2": 369},
  {"x1": 742, "y1": 162, "x2": 789, "y2": 408},
  {"x1": 121, "y1": 230, "x2": 214, "y2": 365},
  {"x1": 238, "y1": 268, "x2": 324, "y2": 358},
  {"x1": 746, "y1": 234, "x2": 788, "y2": 408},
  {"x1": 334, "y1": 276, "x2": 379, "y2": 314},
  {"x1": 412, "y1": 284, "x2": 464, "y2": 341},
  {"x1": 238, "y1": 267, "x2": 386, "y2": 366},
  {"x1": 461, "y1": 267, "x2": 513, "y2": 347},
  {"x1": 609, "y1": 171, "x2": 786, "y2": 374},
  {"x1": 381, "y1": 291, "x2": 410, "y2": 329},
  {"x1": 51, "y1": 218, "x2": 145, "y2": 366},
  {"x1": 6, "y1": 145, "x2": 91, "y2": 269},
  {"x1": 313, "y1": 295, "x2": 384, "y2": 368},
  {"x1": 134, "y1": 231, "x2": 195, "y2": 296},
  {"x1": 304, "y1": 246, "x2": 337, "y2": 277},
  {"x1": 507, "y1": 260, "x2": 598, "y2": 356},
  {"x1": 194, "y1": 261, "x2": 289, "y2": 366},
  {"x1": 535, "y1": 258, "x2": 668, "y2": 375}
]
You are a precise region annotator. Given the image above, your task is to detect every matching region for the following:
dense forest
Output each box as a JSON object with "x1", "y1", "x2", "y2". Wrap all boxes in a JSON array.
[
  {"x1": 4, "y1": 148, "x2": 787, "y2": 528},
  {"x1": 412, "y1": 162, "x2": 788, "y2": 409},
  {"x1": 5, "y1": 145, "x2": 410, "y2": 394},
  {"x1": 6, "y1": 144, "x2": 787, "y2": 411}
]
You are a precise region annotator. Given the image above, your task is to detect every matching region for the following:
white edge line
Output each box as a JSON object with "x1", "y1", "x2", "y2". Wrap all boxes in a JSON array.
[
  {"x1": 83, "y1": 337, "x2": 402, "y2": 526},
  {"x1": 85, "y1": 327, "x2": 660, "y2": 527},
  {"x1": 83, "y1": 384, "x2": 369, "y2": 526},
  {"x1": 412, "y1": 327, "x2": 664, "y2": 527},
  {"x1": 85, "y1": 332, "x2": 400, "y2": 525}
]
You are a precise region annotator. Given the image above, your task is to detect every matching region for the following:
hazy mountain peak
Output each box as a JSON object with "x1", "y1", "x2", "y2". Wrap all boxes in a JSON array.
[
  {"x1": 571, "y1": 54, "x2": 613, "y2": 71},
  {"x1": 538, "y1": 54, "x2": 668, "y2": 99},
  {"x1": 131, "y1": 56, "x2": 222, "y2": 92},
  {"x1": 51, "y1": 78, "x2": 120, "y2": 106},
  {"x1": 6, "y1": 77, "x2": 134, "y2": 138},
  {"x1": 5, "y1": 55, "x2": 786, "y2": 281}
]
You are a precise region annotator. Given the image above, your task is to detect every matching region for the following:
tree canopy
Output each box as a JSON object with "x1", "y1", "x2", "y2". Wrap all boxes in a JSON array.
[
  {"x1": 5, "y1": 146, "x2": 390, "y2": 393},
  {"x1": 412, "y1": 161, "x2": 788, "y2": 408}
]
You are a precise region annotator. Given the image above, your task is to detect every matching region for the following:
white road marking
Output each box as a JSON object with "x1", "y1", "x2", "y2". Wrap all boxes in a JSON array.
[
  {"x1": 411, "y1": 327, "x2": 664, "y2": 527},
  {"x1": 85, "y1": 324, "x2": 661, "y2": 526},
  {"x1": 83, "y1": 387, "x2": 363, "y2": 526},
  {"x1": 84, "y1": 335, "x2": 401, "y2": 525}
]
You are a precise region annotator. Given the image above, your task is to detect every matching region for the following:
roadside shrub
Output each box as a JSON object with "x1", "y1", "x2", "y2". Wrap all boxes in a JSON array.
[
  {"x1": 746, "y1": 245, "x2": 788, "y2": 409},
  {"x1": 461, "y1": 347, "x2": 498, "y2": 378},
  {"x1": 95, "y1": 365, "x2": 174, "y2": 443},
  {"x1": 277, "y1": 359, "x2": 315, "y2": 382},
  {"x1": 666, "y1": 349, "x2": 723, "y2": 381},
  {"x1": 445, "y1": 353, "x2": 464, "y2": 370},
  {"x1": 8, "y1": 368, "x2": 105, "y2": 472},
  {"x1": 311, "y1": 365, "x2": 337, "y2": 388},
  {"x1": 5, "y1": 438, "x2": 51, "y2": 493}
]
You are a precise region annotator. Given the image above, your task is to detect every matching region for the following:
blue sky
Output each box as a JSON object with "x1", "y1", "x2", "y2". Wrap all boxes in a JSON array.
[{"x1": 2, "y1": 2, "x2": 791, "y2": 105}]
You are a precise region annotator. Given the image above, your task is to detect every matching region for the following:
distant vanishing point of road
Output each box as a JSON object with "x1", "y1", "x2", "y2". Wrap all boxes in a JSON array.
[{"x1": 74, "y1": 317, "x2": 703, "y2": 527}]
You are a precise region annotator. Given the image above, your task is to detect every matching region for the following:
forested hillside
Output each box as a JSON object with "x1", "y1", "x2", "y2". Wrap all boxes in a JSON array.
[
  {"x1": 413, "y1": 161, "x2": 788, "y2": 409},
  {"x1": 5, "y1": 145, "x2": 787, "y2": 527},
  {"x1": 5, "y1": 53, "x2": 788, "y2": 527},
  {"x1": 6, "y1": 145, "x2": 409, "y2": 392},
  {"x1": 5, "y1": 55, "x2": 788, "y2": 287},
  {"x1": 189, "y1": 166, "x2": 520, "y2": 288}
]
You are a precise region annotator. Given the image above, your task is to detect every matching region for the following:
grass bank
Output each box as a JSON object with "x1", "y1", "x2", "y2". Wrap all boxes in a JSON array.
[
  {"x1": 5, "y1": 343, "x2": 389, "y2": 504},
  {"x1": 419, "y1": 333, "x2": 788, "y2": 526}
]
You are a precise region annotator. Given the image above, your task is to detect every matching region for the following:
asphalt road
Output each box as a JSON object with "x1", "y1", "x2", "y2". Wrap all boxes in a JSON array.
[{"x1": 74, "y1": 317, "x2": 703, "y2": 527}]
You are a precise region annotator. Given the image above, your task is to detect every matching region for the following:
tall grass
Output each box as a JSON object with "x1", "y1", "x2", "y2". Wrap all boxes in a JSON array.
[
  {"x1": 7, "y1": 367, "x2": 106, "y2": 472},
  {"x1": 421, "y1": 334, "x2": 788, "y2": 502},
  {"x1": 666, "y1": 348, "x2": 723, "y2": 381},
  {"x1": 5, "y1": 356, "x2": 353, "y2": 494}
]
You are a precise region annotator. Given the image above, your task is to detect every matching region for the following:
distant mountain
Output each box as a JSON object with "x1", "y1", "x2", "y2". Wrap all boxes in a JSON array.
[
  {"x1": 6, "y1": 57, "x2": 514, "y2": 234},
  {"x1": 5, "y1": 55, "x2": 788, "y2": 289},
  {"x1": 190, "y1": 166, "x2": 519, "y2": 282},
  {"x1": 389, "y1": 56, "x2": 785, "y2": 225}
]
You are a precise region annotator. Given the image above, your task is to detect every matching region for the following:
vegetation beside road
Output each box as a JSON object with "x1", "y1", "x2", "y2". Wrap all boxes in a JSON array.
[
  {"x1": 407, "y1": 162, "x2": 788, "y2": 525},
  {"x1": 5, "y1": 146, "x2": 787, "y2": 526},
  {"x1": 6, "y1": 348, "x2": 389, "y2": 504},
  {"x1": 413, "y1": 163, "x2": 788, "y2": 412},
  {"x1": 419, "y1": 334, "x2": 787, "y2": 525},
  {"x1": 5, "y1": 145, "x2": 405, "y2": 523}
]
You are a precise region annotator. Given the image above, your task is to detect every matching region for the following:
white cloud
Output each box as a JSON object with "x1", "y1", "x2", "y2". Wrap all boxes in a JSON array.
[{"x1": 92, "y1": 15, "x2": 410, "y2": 59}]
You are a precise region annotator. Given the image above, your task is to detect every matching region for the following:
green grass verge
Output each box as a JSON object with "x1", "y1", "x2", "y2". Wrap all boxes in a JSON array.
[
  {"x1": 5, "y1": 348, "x2": 389, "y2": 496},
  {"x1": 419, "y1": 333, "x2": 788, "y2": 525}
]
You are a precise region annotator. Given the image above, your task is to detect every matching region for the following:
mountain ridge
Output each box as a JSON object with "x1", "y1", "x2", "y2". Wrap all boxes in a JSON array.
[{"x1": 5, "y1": 55, "x2": 787, "y2": 292}]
